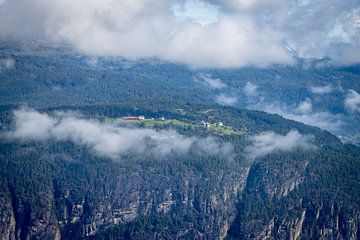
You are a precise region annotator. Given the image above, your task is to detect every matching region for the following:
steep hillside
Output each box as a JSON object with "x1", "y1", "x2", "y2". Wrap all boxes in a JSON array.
[{"x1": 0, "y1": 105, "x2": 359, "y2": 239}]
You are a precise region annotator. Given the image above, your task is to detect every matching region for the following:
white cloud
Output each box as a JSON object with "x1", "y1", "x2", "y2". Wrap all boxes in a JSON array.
[
  {"x1": 245, "y1": 86, "x2": 344, "y2": 133},
  {"x1": 215, "y1": 93, "x2": 237, "y2": 106},
  {"x1": 11, "y1": 108, "x2": 56, "y2": 140},
  {"x1": 7, "y1": 108, "x2": 233, "y2": 160},
  {"x1": 194, "y1": 136, "x2": 234, "y2": 157},
  {"x1": 345, "y1": 89, "x2": 360, "y2": 114},
  {"x1": 262, "y1": 101, "x2": 343, "y2": 133},
  {"x1": 243, "y1": 81, "x2": 258, "y2": 97},
  {"x1": 197, "y1": 73, "x2": 226, "y2": 89},
  {"x1": 0, "y1": 58, "x2": 15, "y2": 70},
  {"x1": 295, "y1": 98, "x2": 312, "y2": 114},
  {"x1": 309, "y1": 85, "x2": 335, "y2": 94},
  {"x1": 244, "y1": 130, "x2": 316, "y2": 161},
  {"x1": 0, "y1": 0, "x2": 291, "y2": 68},
  {"x1": 162, "y1": 15, "x2": 292, "y2": 68},
  {"x1": 216, "y1": 0, "x2": 286, "y2": 11},
  {"x1": 0, "y1": 0, "x2": 359, "y2": 67}
]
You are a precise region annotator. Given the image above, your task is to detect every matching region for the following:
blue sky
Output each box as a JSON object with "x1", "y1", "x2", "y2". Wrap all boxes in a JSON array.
[{"x1": 173, "y1": 0, "x2": 220, "y2": 25}]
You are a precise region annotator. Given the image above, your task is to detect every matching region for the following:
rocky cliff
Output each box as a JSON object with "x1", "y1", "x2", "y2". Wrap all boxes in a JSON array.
[{"x1": 1, "y1": 150, "x2": 359, "y2": 240}]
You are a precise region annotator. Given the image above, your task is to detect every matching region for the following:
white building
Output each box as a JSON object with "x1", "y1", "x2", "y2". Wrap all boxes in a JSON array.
[{"x1": 201, "y1": 121, "x2": 211, "y2": 128}]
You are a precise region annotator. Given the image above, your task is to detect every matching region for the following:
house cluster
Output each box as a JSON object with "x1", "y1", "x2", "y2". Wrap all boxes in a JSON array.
[
  {"x1": 123, "y1": 116, "x2": 145, "y2": 121},
  {"x1": 123, "y1": 116, "x2": 166, "y2": 121},
  {"x1": 201, "y1": 121, "x2": 224, "y2": 128}
]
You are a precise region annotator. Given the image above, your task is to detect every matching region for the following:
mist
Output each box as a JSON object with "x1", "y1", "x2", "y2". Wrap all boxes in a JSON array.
[{"x1": 6, "y1": 107, "x2": 234, "y2": 160}]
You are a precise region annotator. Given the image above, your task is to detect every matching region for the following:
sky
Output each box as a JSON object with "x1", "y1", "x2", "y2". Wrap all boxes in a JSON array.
[{"x1": 0, "y1": 0, "x2": 359, "y2": 68}]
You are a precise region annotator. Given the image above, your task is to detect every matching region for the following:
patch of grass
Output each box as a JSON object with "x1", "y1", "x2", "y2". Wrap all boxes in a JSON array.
[
  {"x1": 133, "y1": 119, "x2": 196, "y2": 129},
  {"x1": 174, "y1": 108, "x2": 187, "y2": 115},
  {"x1": 209, "y1": 125, "x2": 244, "y2": 135},
  {"x1": 105, "y1": 117, "x2": 245, "y2": 135}
]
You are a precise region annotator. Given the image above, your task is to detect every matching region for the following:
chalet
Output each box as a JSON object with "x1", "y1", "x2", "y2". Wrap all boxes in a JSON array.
[
  {"x1": 123, "y1": 116, "x2": 145, "y2": 121},
  {"x1": 218, "y1": 122, "x2": 224, "y2": 127}
]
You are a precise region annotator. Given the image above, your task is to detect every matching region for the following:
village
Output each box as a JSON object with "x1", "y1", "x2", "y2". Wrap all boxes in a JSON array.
[
  {"x1": 116, "y1": 115, "x2": 243, "y2": 135},
  {"x1": 122, "y1": 115, "x2": 222, "y2": 128}
]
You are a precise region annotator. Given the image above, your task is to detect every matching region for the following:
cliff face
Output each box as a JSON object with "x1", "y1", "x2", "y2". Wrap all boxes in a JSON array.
[
  {"x1": 0, "y1": 105, "x2": 359, "y2": 239},
  {"x1": 0, "y1": 183, "x2": 61, "y2": 240},
  {"x1": 1, "y1": 154, "x2": 359, "y2": 240},
  {"x1": 0, "y1": 163, "x2": 251, "y2": 239},
  {"x1": 252, "y1": 202, "x2": 360, "y2": 240},
  {"x1": 226, "y1": 152, "x2": 360, "y2": 240}
]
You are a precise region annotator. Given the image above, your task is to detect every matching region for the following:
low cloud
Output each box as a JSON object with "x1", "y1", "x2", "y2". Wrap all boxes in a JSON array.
[
  {"x1": 245, "y1": 88, "x2": 344, "y2": 133},
  {"x1": 1, "y1": 0, "x2": 359, "y2": 67},
  {"x1": 0, "y1": 58, "x2": 15, "y2": 70},
  {"x1": 7, "y1": 108, "x2": 233, "y2": 160},
  {"x1": 197, "y1": 73, "x2": 226, "y2": 89},
  {"x1": 262, "y1": 100, "x2": 344, "y2": 133},
  {"x1": 215, "y1": 93, "x2": 237, "y2": 106},
  {"x1": 295, "y1": 98, "x2": 312, "y2": 114},
  {"x1": 243, "y1": 81, "x2": 258, "y2": 97},
  {"x1": 309, "y1": 85, "x2": 335, "y2": 94},
  {"x1": 195, "y1": 136, "x2": 234, "y2": 157},
  {"x1": 196, "y1": 74, "x2": 238, "y2": 107},
  {"x1": 244, "y1": 130, "x2": 316, "y2": 161},
  {"x1": 345, "y1": 89, "x2": 360, "y2": 114}
]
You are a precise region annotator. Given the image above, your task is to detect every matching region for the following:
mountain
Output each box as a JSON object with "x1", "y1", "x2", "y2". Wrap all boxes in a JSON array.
[
  {"x1": 0, "y1": 44, "x2": 360, "y2": 239},
  {"x1": 0, "y1": 103, "x2": 360, "y2": 239},
  {"x1": 1, "y1": 42, "x2": 360, "y2": 138}
]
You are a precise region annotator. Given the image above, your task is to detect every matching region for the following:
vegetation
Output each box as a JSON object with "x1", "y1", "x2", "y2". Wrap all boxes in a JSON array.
[{"x1": 1, "y1": 44, "x2": 360, "y2": 239}]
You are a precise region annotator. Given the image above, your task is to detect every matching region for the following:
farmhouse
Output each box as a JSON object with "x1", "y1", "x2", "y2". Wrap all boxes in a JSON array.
[
  {"x1": 123, "y1": 116, "x2": 145, "y2": 121},
  {"x1": 201, "y1": 120, "x2": 211, "y2": 128}
]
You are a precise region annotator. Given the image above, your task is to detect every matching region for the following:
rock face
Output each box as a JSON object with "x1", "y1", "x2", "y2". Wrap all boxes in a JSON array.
[
  {"x1": 226, "y1": 154, "x2": 360, "y2": 240},
  {"x1": 1, "y1": 156, "x2": 359, "y2": 240},
  {"x1": 249, "y1": 203, "x2": 360, "y2": 240},
  {"x1": 0, "y1": 105, "x2": 359, "y2": 239},
  {"x1": 0, "y1": 164, "x2": 250, "y2": 239}
]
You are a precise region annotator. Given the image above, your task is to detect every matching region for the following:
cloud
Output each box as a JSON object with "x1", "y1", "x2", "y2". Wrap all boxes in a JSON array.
[
  {"x1": 0, "y1": 0, "x2": 359, "y2": 67},
  {"x1": 215, "y1": 93, "x2": 237, "y2": 106},
  {"x1": 197, "y1": 73, "x2": 226, "y2": 89},
  {"x1": 196, "y1": 73, "x2": 238, "y2": 107},
  {"x1": 262, "y1": 100, "x2": 344, "y2": 133},
  {"x1": 245, "y1": 86, "x2": 344, "y2": 133},
  {"x1": 295, "y1": 98, "x2": 312, "y2": 114},
  {"x1": 194, "y1": 136, "x2": 234, "y2": 157},
  {"x1": 215, "y1": 0, "x2": 286, "y2": 11},
  {"x1": 243, "y1": 81, "x2": 258, "y2": 97},
  {"x1": 284, "y1": 2, "x2": 360, "y2": 66},
  {"x1": 345, "y1": 89, "x2": 360, "y2": 114},
  {"x1": 163, "y1": 14, "x2": 292, "y2": 68},
  {"x1": 0, "y1": 58, "x2": 15, "y2": 70},
  {"x1": 7, "y1": 108, "x2": 233, "y2": 160},
  {"x1": 11, "y1": 108, "x2": 56, "y2": 140},
  {"x1": 309, "y1": 85, "x2": 335, "y2": 95},
  {"x1": 244, "y1": 130, "x2": 316, "y2": 161},
  {"x1": 0, "y1": 0, "x2": 291, "y2": 68}
]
